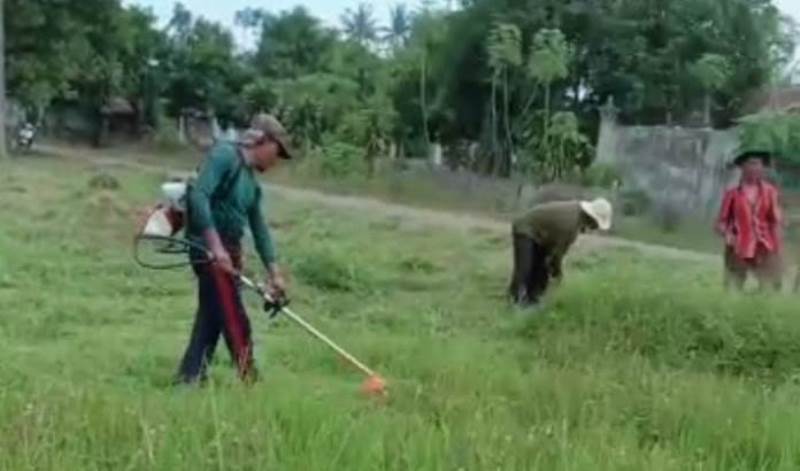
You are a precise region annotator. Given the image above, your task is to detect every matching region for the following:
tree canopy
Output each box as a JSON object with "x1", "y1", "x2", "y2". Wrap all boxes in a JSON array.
[{"x1": 6, "y1": 0, "x2": 798, "y2": 177}]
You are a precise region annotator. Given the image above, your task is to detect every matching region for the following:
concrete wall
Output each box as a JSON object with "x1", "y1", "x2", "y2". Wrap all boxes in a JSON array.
[
  {"x1": 4, "y1": 98, "x2": 24, "y2": 130},
  {"x1": 596, "y1": 103, "x2": 740, "y2": 218}
]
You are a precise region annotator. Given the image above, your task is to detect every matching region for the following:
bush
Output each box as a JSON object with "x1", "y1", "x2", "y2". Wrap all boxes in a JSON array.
[
  {"x1": 317, "y1": 141, "x2": 365, "y2": 178},
  {"x1": 152, "y1": 116, "x2": 185, "y2": 152},
  {"x1": 619, "y1": 189, "x2": 651, "y2": 216},
  {"x1": 580, "y1": 164, "x2": 622, "y2": 188},
  {"x1": 652, "y1": 200, "x2": 683, "y2": 233}
]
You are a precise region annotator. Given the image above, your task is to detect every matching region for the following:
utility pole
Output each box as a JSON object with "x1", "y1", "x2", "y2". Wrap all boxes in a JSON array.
[{"x1": 0, "y1": 0, "x2": 6, "y2": 161}]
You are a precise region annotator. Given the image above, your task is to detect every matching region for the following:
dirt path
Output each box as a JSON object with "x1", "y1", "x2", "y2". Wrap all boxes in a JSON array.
[
  {"x1": 272, "y1": 184, "x2": 717, "y2": 262},
  {"x1": 43, "y1": 145, "x2": 716, "y2": 263}
]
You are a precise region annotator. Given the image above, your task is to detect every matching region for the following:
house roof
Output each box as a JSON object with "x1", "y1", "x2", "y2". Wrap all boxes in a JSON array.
[
  {"x1": 742, "y1": 86, "x2": 800, "y2": 115},
  {"x1": 101, "y1": 97, "x2": 135, "y2": 115}
]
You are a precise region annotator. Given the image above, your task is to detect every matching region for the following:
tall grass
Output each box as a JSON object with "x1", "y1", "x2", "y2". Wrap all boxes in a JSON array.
[{"x1": 1, "y1": 157, "x2": 800, "y2": 469}]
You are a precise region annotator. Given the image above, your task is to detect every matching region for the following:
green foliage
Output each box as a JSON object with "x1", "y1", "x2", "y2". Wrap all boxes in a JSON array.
[
  {"x1": 527, "y1": 28, "x2": 572, "y2": 86},
  {"x1": 382, "y1": 4, "x2": 412, "y2": 50},
  {"x1": 242, "y1": 78, "x2": 279, "y2": 114},
  {"x1": 487, "y1": 23, "x2": 523, "y2": 72},
  {"x1": 337, "y1": 95, "x2": 399, "y2": 147},
  {"x1": 520, "y1": 110, "x2": 591, "y2": 182},
  {"x1": 151, "y1": 115, "x2": 185, "y2": 152},
  {"x1": 251, "y1": 7, "x2": 336, "y2": 78},
  {"x1": 739, "y1": 112, "x2": 800, "y2": 165},
  {"x1": 340, "y1": 3, "x2": 379, "y2": 46},
  {"x1": 689, "y1": 54, "x2": 732, "y2": 93},
  {"x1": 6, "y1": 0, "x2": 110, "y2": 109},
  {"x1": 314, "y1": 140, "x2": 366, "y2": 178},
  {"x1": 270, "y1": 74, "x2": 360, "y2": 146},
  {"x1": 548, "y1": 112, "x2": 592, "y2": 176},
  {"x1": 6, "y1": 0, "x2": 798, "y2": 177},
  {"x1": 486, "y1": 22, "x2": 524, "y2": 169},
  {"x1": 8, "y1": 0, "x2": 167, "y2": 136},
  {"x1": 619, "y1": 189, "x2": 652, "y2": 217},
  {"x1": 515, "y1": 29, "x2": 579, "y2": 181},
  {"x1": 689, "y1": 53, "x2": 733, "y2": 124},
  {"x1": 651, "y1": 201, "x2": 684, "y2": 234},
  {"x1": 580, "y1": 164, "x2": 623, "y2": 189},
  {"x1": 164, "y1": 11, "x2": 247, "y2": 123}
]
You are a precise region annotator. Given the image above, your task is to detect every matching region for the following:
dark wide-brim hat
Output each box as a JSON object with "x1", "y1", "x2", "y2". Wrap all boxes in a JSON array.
[
  {"x1": 733, "y1": 150, "x2": 773, "y2": 167},
  {"x1": 245, "y1": 113, "x2": 294, "y2": 160}
]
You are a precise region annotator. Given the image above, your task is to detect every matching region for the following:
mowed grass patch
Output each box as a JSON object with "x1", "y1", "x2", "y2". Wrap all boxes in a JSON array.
[{"x1": 1, "y1": 156, "x2": 800, "y2": 469}]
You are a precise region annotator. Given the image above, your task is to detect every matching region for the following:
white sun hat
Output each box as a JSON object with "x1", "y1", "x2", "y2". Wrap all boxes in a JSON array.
[{"x1": 579, "y1": 198, "x2": 613, "y2": 231}]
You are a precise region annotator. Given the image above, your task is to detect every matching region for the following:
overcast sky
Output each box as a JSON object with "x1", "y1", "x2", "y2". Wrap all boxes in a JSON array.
[
  {"x1": 775, "y1": 0, "x2": 800, "y2": 68},
  {"x1": 776, "y1": 0, "x2": 800, "y2": 24}
]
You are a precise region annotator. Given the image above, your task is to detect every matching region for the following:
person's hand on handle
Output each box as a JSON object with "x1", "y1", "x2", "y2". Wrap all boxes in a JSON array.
[
  {"x1": 266, "y1": 263, "x2": 288, "y2": 302},
  {"x1": 204, "y1": 229, "x2": 237, "y2": 275},
  {"x1": 213, "y1": 247, "x2": 237, "y2": 275}
]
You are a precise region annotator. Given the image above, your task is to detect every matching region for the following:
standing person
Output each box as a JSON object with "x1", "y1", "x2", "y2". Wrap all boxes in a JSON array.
[
  {"x1": 176, "y1": 114, "x2": 293, "y2": 385},
  {"x1": 509, "y1": 198, "x2": 613, "y2": 305},
  {"x1": 716, "y1": 150, "x2": 784, "y2": 291}
]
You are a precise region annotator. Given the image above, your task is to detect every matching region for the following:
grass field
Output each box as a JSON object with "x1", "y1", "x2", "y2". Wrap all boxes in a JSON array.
[
  {"x1": 2, "y1": 154, "x2": 800, "y2": 470},
  {"x1": 61, "y1": 142, "x2": 724, "y2": 254},
  {"x1": 269, "y1": 162, "x2": 724, "y2": 254}
]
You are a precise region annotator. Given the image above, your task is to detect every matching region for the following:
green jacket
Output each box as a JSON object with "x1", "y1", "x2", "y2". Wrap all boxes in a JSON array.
[
  {"x1": 187, "y1": 142, "x2": 276, "y2": 267},
  {"x1": 512, "y1": 201, "x2": 583, "y2": 277}
]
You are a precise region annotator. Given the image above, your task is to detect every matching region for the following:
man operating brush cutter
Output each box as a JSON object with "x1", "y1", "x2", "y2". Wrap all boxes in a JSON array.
[
  {"x1": 178, "y1": 113, "x2": 293, "y2": 385},
  {"x1": 135, "y1": 114, "x2": 388, "y2": 396}
]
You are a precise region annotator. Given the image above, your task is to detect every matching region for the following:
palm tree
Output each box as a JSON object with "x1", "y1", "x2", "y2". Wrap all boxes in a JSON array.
[
  {"x1": 381, "y1": 4, "x2": 411, "y2": 51},
  {"x1": 340, "y1": 3, "x2": 378, "y2": 46}
]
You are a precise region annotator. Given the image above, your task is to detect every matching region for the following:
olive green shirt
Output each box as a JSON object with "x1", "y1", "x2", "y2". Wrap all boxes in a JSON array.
[{"x1": 512, "y1": 201, "x2": 583, "y2": 277}]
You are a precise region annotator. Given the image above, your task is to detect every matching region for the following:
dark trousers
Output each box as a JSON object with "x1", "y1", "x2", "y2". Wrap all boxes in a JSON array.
[
  {"x1": 509, "y1": 233, "x2": 551, "y2": 305},
  {"x1": 177, "y1": 251, "x2": 257, "y2": 384},
  {"x1": 724, "y1": 245, "x2": 783, "y2": 292}
]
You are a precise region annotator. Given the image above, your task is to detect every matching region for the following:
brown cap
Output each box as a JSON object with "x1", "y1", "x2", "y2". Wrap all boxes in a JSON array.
[{"x1": 248, "y1": 113, "x2": 294, "y2": 159}]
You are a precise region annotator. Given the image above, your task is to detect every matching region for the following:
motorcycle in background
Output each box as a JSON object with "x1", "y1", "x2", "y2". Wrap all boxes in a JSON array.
[{"x1": 16, "y1": 123, "x2": 36, "y2": 152}]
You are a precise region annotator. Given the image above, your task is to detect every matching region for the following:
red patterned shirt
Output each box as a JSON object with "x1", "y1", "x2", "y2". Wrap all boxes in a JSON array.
[{"x1": 716, "y1": 181, "x2": 782, "y2": 260}]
